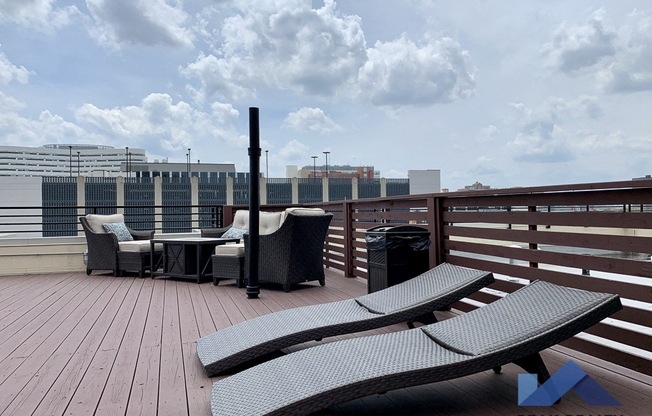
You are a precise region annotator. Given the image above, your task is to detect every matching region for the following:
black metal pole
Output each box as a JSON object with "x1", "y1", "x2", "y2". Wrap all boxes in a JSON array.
[
  {"x1": 77, "y1": 151, "x2": 80, "y2": 176},
  {"x1": 69, "y1": 146, "x2": 72, "y2": 177},
  {"x1": 247, "y1": 107, "x2": 261, "y2": 299}
]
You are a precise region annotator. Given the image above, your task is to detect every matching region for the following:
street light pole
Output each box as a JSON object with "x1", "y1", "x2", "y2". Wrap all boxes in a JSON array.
[
  {"x1": 265, "y1": 150, "x2": 269, "y2": 178},
  {"x1": 77, "y1": 151, "x2": 80, "y2": 176},
  {"x1": 69, "y1": 146, "x2": 72, "y2": 177},
  {"x1": 311, "y1": 155, "x2": 318, "y2": 181},
  {"x1": 125, "y1": 146, "x2": 129, "y2": 178},
  {"x1": 187, "y1": 148, "x2": 191, "y2": 178},
  {"x1": 323, "y1": 151, "x2": 330, "y2": 178}
]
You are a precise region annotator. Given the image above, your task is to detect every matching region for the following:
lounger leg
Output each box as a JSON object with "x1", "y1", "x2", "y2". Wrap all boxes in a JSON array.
[
  {"x1": 407, "y1": 312, "x2": 438, "y2": 329},
  {"x1": 512, "y1": 352, "x2": 560, "y2": 403},
  {"x1": 513, "y1": 352, "x2": 551, "y2": 384}
]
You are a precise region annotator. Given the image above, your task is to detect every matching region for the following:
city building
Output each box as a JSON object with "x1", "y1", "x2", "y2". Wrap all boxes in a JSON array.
[
  {"x1": 408, "y1": 170, "x2": 441, "y2": 195},
  {"x1": 459, "y1": 181, "x2": 491, "y2": 191},
  {"x1": 291, "y1": 164, "x2": 379, "y2": 179},
  {"x1": 0, "y1": 144, "x2": 147, "y2": 177},
  {"x1": 126, "y1": 161, "x2": 236, "y2": 180}
]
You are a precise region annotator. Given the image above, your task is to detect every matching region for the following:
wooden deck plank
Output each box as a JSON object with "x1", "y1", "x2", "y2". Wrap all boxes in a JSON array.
[
  {"x1": 0, "y1": 274, "x2": 91, "y2": 359},
  {"x1": 30, "y1": 276, "x2": 138, "y2": 416},
  {"x1": 158, "y1": 280, "x2": 188, "y2": 414},
  {"x1": 126, "y1": 276, "x2": 165, "y2": 416},
  {"x1": 189, "y1": 282, "x2": 220, "y2": 339},
  {"x1": 1, "y1": 275, "x2": 125, "y2": 415},
  {"x1": 201, "y1": 283, "x2": 239, "y2": 333},
  {"x1": 29, "y1": 277, "x2": 138, "y2": 416},
  {"x1": 51, "y1": 277, "x2": 139, "y2": 416},
  {"x1": 0, "y1": 273, "x2": 59, "y2": 305},
  {"x1": 0, "y1": 276, "x2": 78, "y2": 329},
  {"x1": 0, "y1": 275, "x2": 114, "y2": 412},
  {"x1": 95, "y1": 278, "x2": 155, "y2": 415},
  {"x1": 0, "y1": 270, "x2": 650, "y2": 416},
  {"x1": 178, "y1": 281, "x2": 212, "y2": 416}
]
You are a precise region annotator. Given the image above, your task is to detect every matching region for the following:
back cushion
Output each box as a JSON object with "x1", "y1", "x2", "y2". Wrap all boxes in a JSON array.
[
  {"x1": 259, "y1": 211, "x2": 283, "y2": 235},
  {"x1": 232, "y1": 210, "x2": 249, "y2": 230},
  {"x1": 230, "y1": 210, "x2": 283, "y2": 235},
  {"x1": 281, "y1": 207, "x2": 326, "y2": 224},
  {"x1": 86, "y1": 213, "x2": 125, "y2": 233}
]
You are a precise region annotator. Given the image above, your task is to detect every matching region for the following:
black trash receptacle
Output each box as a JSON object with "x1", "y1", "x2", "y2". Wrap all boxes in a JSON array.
[{"x1": 364, "y1": 225, "x2": 431, "y2": 293}]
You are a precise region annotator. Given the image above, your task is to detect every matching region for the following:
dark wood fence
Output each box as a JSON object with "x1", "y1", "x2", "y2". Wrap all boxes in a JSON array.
[{"x1": 308, "y1": 179, "x2": 652, "y2": 377}]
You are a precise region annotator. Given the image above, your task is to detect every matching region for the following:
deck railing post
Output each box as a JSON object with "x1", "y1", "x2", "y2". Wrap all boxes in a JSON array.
[
  {"x1": 528, "y1": 205, "x2": 538, "y2": 268},
  {"x1": 343, "y1": 201, "x2": 354, "y2": 277}
]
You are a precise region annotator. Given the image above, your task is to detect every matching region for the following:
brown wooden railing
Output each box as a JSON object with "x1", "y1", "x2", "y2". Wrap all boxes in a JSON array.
[{"x1": 271, "y1": 179, "x2": 652, "y2": 377}]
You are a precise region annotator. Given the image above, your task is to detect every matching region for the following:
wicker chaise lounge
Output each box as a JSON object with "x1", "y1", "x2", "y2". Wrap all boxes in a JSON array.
[
  {"x1": 210, "y1": 280, "x2": 622, "y2": 416},
  {"x1": 197, "y1": 263, "x2": 494, "y2": 376}
]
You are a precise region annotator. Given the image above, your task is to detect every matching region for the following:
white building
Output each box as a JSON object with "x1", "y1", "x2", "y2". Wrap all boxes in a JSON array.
[
  {"x1": 0, "y1": 144, "x2": 146, "y2": 177},
  {"x1": 408, "y1": 170, "x2": 441, "y2": 195}
]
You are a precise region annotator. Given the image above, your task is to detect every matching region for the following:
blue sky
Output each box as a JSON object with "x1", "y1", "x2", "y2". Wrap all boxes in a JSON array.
[{"x1": 1, "y1": 0, "x2": 651, "y2": 190}]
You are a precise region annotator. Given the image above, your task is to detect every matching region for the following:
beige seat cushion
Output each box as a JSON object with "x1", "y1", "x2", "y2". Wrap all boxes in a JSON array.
[
  {"x1": 85, "y1": 213, "x2": 125, "y2": 234},
  {"x1": 119, "y1": 240, "x2": 162, "y2": 253},
  {"x1": 215, "y1": 243, "x2": 245, "y2": 257}
]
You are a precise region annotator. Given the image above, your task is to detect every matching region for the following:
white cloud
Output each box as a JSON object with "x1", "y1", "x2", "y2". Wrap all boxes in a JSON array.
[
  {"x1": 545, "y1": 9, "x2": 617, "y2": 74},
  {"x1": 0, "y1": 108, "x2": 88, "y2": 147},
  {"x1": 0, "y1": 51, "x2": 30, "y2": 85},
  {"x1": 358, "y1": 35, "x2": 475, "y2": 107},
  {"x1": 86, "y1": 0, "x2": 194, "y2": 49},
  {"x1": 0, "y1": 91, "x2": 25, "y2": 112},
  {"x1": 278, "y1": 139, "x2": 309, "y2": 162},
  {"x1": 182, "y1": 0, "x2": 367, "y2": 102},
  {"x1": 508, "y1": 96, "x2": 602, "y2": 163},
  {"x1": 545, "y1": 9, "x2": 652, "y2": 94},
  {"x1": 282, "y1": 107, "x2": 341, "y2": 133},
  {"x1": 597, "y1": 11, "x2": 652, "y2": 93},
  {"x1": 0, "y1": 0, "x2": 79, "y2": 33},
  {"x1": 479, "y1": 125, "x2": 498, "y2": 143},
  {"x1": 183, "y1": 0, "x2": 474, "y2": 109},
  {"x1": 74, "y1": 93, "x2": 241, "y2": 152},
  {"x1": 181, "y1": 52, "x2": 255, "y2": 103},
  {"x1": 211, "y1": 102, "x2": 240, "y2": 124}
]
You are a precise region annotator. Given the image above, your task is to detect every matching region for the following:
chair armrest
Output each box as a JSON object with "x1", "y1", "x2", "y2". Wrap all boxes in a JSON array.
[
  {"x1": 129, "y1": 228, "x2": 155, "y2": 240},
  {"x1": 86, "y1": 230, "x2": 120, "y2": 253},
  {"x1": 201, "y1": 227, "x2": 229, "y2": 238}
]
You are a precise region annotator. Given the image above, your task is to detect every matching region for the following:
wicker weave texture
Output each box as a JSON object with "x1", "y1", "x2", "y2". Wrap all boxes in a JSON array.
[
  {"x1": 246, "y1": 213, "x2": 333, "y2": 290},
  {"x1": 80, "y1": 216, "x2": 154, "y2": 276},
  {"x1": 196, "y1": 263, "x2": 494, "y2": 376},
  {"x1": 210, "y1": 280, "x2": 621, "y2": 416}
]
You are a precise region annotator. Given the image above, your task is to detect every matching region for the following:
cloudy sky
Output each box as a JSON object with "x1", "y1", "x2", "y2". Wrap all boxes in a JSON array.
[{"x1": 1, "y1": 0, "x2": 651, "y2": 190}]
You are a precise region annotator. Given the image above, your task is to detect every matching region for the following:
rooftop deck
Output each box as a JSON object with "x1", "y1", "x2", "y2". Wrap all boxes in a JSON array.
[{"x1": 1, "y1": 269, "x2": 650, "y2": 416}]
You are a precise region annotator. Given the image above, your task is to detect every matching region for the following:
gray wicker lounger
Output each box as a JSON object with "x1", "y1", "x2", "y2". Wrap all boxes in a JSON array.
[
  {"x1": 197, "y1": 263, "x2": 494, "y2": 376},
  {"x1": 210, "y1": 280, "x2": 622, "y2": 416}
]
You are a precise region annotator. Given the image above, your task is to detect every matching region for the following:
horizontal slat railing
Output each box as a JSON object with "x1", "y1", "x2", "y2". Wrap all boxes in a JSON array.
[
  {"x1": 435, "y1": 180, "x2": 652, "y2": 376},
  {"x1": 309, "y1": 179, "x2": 652, "y2": 376}
]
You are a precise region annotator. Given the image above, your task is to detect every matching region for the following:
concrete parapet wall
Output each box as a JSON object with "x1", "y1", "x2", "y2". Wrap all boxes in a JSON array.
[{"x1": 0, "y1": 236, "x2": 87, "y2": 276}]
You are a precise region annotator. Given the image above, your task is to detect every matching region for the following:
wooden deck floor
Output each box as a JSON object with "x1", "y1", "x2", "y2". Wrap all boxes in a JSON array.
[{"x1": 0, "y1": 269, "x2": 650, "y2": 416}]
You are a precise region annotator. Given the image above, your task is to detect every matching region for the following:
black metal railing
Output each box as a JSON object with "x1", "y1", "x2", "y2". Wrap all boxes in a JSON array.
[{"x1": 0, "y1": 204, "x2": 224, "y2": 237}]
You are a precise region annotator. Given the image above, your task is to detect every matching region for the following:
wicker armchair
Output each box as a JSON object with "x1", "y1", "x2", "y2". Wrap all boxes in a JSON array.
[
  {"x1": 245, "y1": 211, "x2": 333, "y2": 292},
  {"x1": 80, "y1": 214, "x2": 158, "y2": 278}
]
